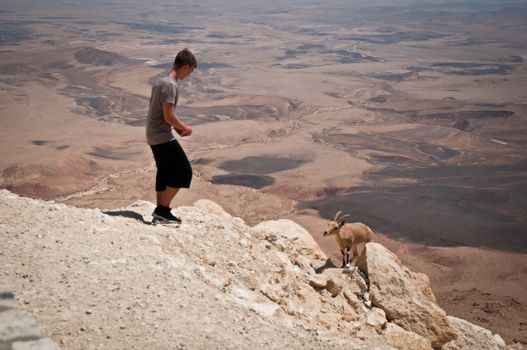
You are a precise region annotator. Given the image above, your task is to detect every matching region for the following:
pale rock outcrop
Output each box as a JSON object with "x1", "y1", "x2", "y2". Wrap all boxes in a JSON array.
[
  {"x1": 253, "y1": 219, "x2": 327, "y2": 262},
  {"x1": 442, "y1": 316, "x2": 506, "y2": 350},
  {"x1": 0, "y1": 190, "x2": 516, "y2": 350},
  {"x1": 0, "y1": 282, "x2": 60, "y2": 350},
  {"x1": 12, "y1": 339, "x2": 59, "y2": 350},
  {"x1": 319, "y1": 268, "x2": 368, "y2": 300},
  {"x1": 356, "y1": 242, "x2": 455, "y2": 348},
  {"x1": 0, "y1": 309, "x2": 42, "y2": 344},
  {"x1": 193, "y1": 199, "x2": 233, "y2": 219},
  {"x1": 325, "y1": 278, "x2": 343, "y2": 297},
  {"x1": 366, "y1": 307, "x2": 387, "y2": 331},
  {"x1": 307, "y1": 274, "x2": 328, "y2": 289},
  {"x1": 384, "y1": 323, "x2": 433, "y2": 350},
  {"x1": 343, "y1": 290, "x2": 362, "y2": 309},
  {"x1": 346, "y1": 268, "x2": 369, "y2": 293}
]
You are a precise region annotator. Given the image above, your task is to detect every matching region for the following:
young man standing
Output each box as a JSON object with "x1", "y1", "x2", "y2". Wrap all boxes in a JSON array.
[{"x1": 146, "y1": 48, "x2": 197, "y2": 223}]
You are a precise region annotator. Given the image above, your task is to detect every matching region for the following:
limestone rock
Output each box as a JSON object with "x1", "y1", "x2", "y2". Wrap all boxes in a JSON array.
[
  {"x1": 240, "y1": 274, "x2": 259, "y2": 291},
  {"x1": 442, "y1": 316, "x2": 507, "y2": 350},
  {"x1": 357, "y1": 243, "x2": 455, "y2": 348},
  {"x1": 281, "y1": 299, "x2": 304, "y2": 316},
  {"x1": 253, "y1": 219, "x2": 327, "y2": 260},
  {"x1": 1, "y1": 190, "x2": 513, "y2": 350},
  {"x1": 0, "y1": 309, "x2": 41, "y2": 343},
  {"x1": 325, "y1": 279, "x2": 343, "y2": 297},
  {"x1": 494, "y1": 335, "x2": 507, "y2": 349},
  {"x1": 259, "y1": 283, "x2": 285, "y2": 303},
  {"x1": 308, "y1": 275, "x2": 327, "y2": 289},
  {"x1": 343, "y1": 290, "x2": 361, "y2": 308},
  {"x1": 384, "y1": 323, "x2": 433, "y2": 350},
  {"x1": 347, "y1": 267, "x2": 369, "y2": 292},
  {"x1": 366, "y1": 307, "x2": 387, "y2": 331},
  {"x1": 12, "y1": 339, "x2": 60, "y2": 350},
  {"x1": 318, "y1": 269, "x2": 348, "y2": 297},
  {"x1": 193, "y1": 199, "x2": 232, "y2": 219}
]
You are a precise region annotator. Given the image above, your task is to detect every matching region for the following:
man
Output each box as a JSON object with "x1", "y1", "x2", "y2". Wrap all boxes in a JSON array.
[{"x1": 146, "y1": 48, "x2": 197, "y2": 223}]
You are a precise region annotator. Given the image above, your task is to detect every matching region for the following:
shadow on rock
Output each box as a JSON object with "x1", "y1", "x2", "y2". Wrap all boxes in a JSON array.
[
  {"x1": 103, "y1": 210, "x2": 151, "y2": 225},
  {"x1": 314, "y1": 258, "x2": 337, "y2": 273}
]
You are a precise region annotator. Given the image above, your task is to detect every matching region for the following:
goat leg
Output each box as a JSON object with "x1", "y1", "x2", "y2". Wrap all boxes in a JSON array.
[{"x1": 350, "y1": 244, "x2": 359, "y2": 266}]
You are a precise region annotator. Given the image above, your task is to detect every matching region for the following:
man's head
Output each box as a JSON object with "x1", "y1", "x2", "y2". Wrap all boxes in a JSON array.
[{"x1": 173, "y1": 48, "x2": 197, "y2": 80}]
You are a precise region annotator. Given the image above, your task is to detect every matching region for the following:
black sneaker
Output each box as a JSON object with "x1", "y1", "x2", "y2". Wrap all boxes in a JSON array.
[{"x1": 152, "y1": 211, "x2": 182, "y2": 224}]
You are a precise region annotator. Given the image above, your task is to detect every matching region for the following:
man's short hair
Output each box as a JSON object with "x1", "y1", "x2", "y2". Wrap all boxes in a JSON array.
[{"x1": 174, "y1": 48, "x2": 197, "y2": 69}]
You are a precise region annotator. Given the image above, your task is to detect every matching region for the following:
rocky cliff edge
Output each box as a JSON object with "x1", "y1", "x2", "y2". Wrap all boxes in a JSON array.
[{"x1": 0, "y1": 190, "x2": 523, "y2": 350}]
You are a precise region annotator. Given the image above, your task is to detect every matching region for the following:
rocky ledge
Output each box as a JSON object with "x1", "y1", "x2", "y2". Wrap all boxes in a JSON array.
[
  {"x1": 1, "y1": 282, "x2": 59, "y2": 350},
  {"x1": 0, "y1": 190, "x2": 524, "y2": 349}
]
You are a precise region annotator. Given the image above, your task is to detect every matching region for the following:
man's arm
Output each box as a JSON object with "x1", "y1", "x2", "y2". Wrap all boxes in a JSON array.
[{"x1": 162, "y1": 102, "x2": 192, "y2": 136}]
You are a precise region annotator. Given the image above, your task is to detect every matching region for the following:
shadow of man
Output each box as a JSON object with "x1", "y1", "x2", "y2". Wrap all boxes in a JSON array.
[{"x1": 103, "y1": 210, "x2": 151, "y2": 225}]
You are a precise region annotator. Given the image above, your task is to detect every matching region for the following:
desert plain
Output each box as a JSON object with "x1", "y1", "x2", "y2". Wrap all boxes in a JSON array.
[{"x1": 0, "y1": 0, "x2": 526, "y2": 345}]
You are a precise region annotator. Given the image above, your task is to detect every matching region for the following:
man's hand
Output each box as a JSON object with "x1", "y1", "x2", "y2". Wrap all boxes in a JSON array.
[
  {"x1": 176, "y1": 125, "x2": 192, "y2": 137},
  {"x1": 162, "y1": 103, "x2": 192, "y2": 137}
]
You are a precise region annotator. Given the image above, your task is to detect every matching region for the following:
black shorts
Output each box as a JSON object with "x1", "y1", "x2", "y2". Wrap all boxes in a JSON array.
[{"x1": 150, "y1": 140, "x2": 192, "y2": 191}]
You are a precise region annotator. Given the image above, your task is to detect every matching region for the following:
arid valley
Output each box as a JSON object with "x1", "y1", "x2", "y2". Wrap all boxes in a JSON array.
[{"x1": 1, "y1": 0, "x2": 526, "y2": 345}]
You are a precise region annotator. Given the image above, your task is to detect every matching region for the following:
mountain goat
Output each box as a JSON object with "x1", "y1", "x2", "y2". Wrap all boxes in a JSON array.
[{"x1": 322, "y1": 211, "x2": 373, "y2": 267}]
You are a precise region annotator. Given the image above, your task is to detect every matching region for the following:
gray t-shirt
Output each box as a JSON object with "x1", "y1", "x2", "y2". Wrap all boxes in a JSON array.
[{"x1": 146, "y1": 76, "x2": 179, "y2": 145}]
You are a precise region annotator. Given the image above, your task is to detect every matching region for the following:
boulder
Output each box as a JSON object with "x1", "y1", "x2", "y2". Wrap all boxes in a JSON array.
[
  {"x1": 193, "y1": 199, "x2": 232, "y2": 218},
  {"x1": 343, "y1": 290, "x2": 362, "y2": 308},
  {"x1": 366, "y1": 307, "x2": 387, "y2": 331},
  {"x1": 325, "y1": 279, "x2": 343, "y2": 297},
  {"x1": 357, "y1": 243, "x2": 455, "y2": 348},
  {"x1": 345, "y1": 267, "x2": 369, "y2": 292},
  {"x1": 0, "y1": 309, "x2": 41, "y2": 343},
  {"x1": 253, "y1": 219, "x2": 327, "y2": 261},
  {"x1": 12, "y1": 339, "x2": 60, "y2": 350},
  {"x1": 321, "y1": 269, "x2": 346, "y2": 297},
  {"x1": 442, "y1": 316, "x2": 506, "y2": 350},
  {"x1": 384, "y1": 323, "x2": 433, "y2": 350},
  {"x1": 308, "y1": 275, "x2": 328, "y2": 289}
]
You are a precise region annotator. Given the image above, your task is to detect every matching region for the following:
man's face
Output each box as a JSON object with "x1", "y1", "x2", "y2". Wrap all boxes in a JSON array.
[{"x1": 179, "y1": 65, "x2": 195, "y2": 80}]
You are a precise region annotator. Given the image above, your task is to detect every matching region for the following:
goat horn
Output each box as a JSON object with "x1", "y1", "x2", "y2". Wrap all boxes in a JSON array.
[
  {"x1": 333, "y1": 211, "x2": 342, "y2": 222},
  {"x1": 338, "y1": 214, "x2": 350, "y2": 222}
]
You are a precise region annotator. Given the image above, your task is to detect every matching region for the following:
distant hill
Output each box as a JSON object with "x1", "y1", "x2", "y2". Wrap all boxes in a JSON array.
[{"x1": 73, "y1": 46, "x2": 132, "y2": 66}]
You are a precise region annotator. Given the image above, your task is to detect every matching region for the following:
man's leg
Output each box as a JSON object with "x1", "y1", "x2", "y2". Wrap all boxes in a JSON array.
[
  {"x1": 153, "y1": 186, "x2": 182, "y2": 223},
  {"x1": 150, "y1": 142, "x2": 185, "y2": 223},
  {"x1": 156, "y1": 186, "x2": 180, "y2": 208}
]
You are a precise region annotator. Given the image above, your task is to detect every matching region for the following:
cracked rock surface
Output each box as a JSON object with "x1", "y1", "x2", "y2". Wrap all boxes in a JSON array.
[{"x1": 0, "y1": 190, "x2": 522, "y2": 350}]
